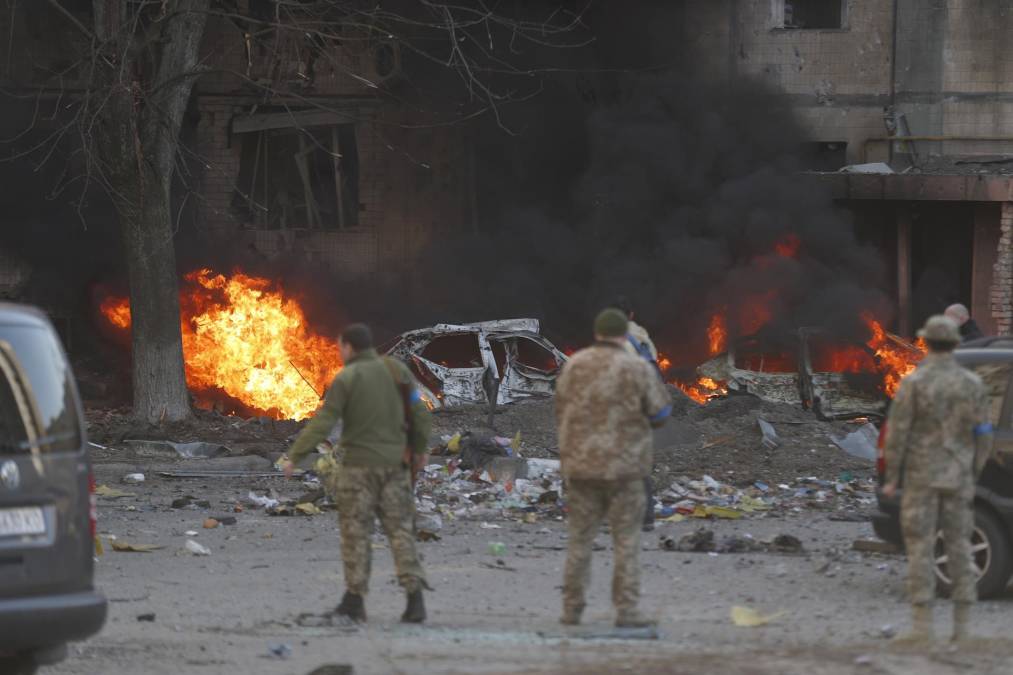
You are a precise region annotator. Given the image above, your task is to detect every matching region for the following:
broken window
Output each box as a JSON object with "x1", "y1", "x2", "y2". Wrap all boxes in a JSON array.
[
  {"x1": 514, "y1": 338, "x2": 559, "y2": 373},
  {"x1": 781, "y1": 0, "x2": 845, "y2": 29},
  {"x1": 420, "y1": 333, "x2": 484, "y2": 369},
  {"x1": 800, "y1": 142, "x2": 847, "y2": 171},
  {"x1": 233, "y1": 123, "x2": 359, "y2": 229}
]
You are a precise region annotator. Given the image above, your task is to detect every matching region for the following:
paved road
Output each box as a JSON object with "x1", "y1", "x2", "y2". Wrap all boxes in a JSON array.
[{"x1": 45, "y1": 468, "x2": 1013, "y2": 675}]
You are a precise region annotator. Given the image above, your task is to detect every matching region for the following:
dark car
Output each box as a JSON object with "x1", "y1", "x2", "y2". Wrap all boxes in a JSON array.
[
  {"x1": 0, "y1": 304, "x2": 106, "y2": 673},
  {"x1": 873, "y1": 341, "x2": 1013, "y2": 598}
]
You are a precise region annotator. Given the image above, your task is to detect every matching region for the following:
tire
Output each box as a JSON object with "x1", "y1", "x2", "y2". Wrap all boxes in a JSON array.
[{"x1": 935, "y1": 505, "x2": 1013, "y2": 599}]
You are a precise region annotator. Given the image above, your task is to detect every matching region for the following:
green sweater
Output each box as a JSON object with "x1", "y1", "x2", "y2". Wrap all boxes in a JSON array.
[{"x1": 286, "y1": 349, "x2": 432, "y2": 467}]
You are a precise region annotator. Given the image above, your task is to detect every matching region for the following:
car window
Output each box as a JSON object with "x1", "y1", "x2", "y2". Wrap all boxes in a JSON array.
[
  {"x1": 0, "y1": 325, "x2": 82, "y2": 452},
  {"x1": 419, "y1": 333, "x2": 484, "y2": 368},
  {"x1": 514, "y1": 337, "x2": 559, "y2": 373},
  {"x1": 0, "y1": 351, "x2": 31, "y2": 454}
]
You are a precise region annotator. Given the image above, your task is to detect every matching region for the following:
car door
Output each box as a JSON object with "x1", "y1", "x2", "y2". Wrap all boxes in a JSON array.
[
  {"x1": 411, "y1": 328, "x2": 490, "y2": 406},
  {"x1": 488, "y1": 332, "x2": 564, "y2": 403},
  {"x1": 0, "y1": 322, "x2": 92, "y2": 601}
]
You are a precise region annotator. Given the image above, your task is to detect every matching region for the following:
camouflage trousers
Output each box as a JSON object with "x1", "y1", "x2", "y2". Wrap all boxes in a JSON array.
[
  {"x1": 901, "y1": 485, "x2": 976, "y2": 605},
  {"x1": 335, "y1": 465, "x2": 427, "y2": 595},
  {"x1": 563, "y1": 478, "x2": 646, "y2": 615}
]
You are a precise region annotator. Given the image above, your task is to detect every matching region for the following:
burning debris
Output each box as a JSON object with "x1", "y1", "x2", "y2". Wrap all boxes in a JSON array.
[
  {"x1": 100, "y1": 269, "x2": 341, "y2": 420},
  {"x1": 381, "y1": 319, "x2": 567, "y2": 410}
]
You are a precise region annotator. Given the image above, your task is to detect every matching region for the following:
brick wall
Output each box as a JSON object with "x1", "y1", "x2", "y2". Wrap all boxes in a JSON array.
[
  {"x1": 992, "y1": 203, "x2": 1013, "y2": 336},
  {"x1": 191, "y1": 12, "x2": 473, "y2": 278}
]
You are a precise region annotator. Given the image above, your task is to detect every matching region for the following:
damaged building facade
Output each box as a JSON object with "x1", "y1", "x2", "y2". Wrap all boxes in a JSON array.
[
  {"x1": 0, "y1": 3, "x2": 473, "y2": 298},
  {"x1": 683, "y1": 0, "x2": 1013, "y2": 336}
]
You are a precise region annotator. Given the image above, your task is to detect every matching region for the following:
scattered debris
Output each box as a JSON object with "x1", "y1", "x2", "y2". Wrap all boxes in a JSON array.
[
  {"x1": 295, "y1": 503, "x2": 323, "y2": 516},
  {"x1": 730, "y1": 605, "x2": 784, "y2": 627},
  {"x1": 203, "y1": 518, "x2": 219, "y2": 529},
  {"x1": 111, "y1": 541, "x2": 163, "y2": 553},
  {"x1": 880, "y1": 624, "x2": 897, "y2": 639},
  {"x1": 853, "y1": 539, "x2": 900, "y2": 554},
  {"x1": 184, "y1": 530, "x2": 199, "y2": 537},
  {"x1": 757, "y1": 418, "x2": 780, "y2": 450},
  {"x1": 125, "y1": 439, "x2": 230, "y2": 459},
  {"x1": 487, "y1": 542, "x2": 507, "y2": 556},
  {"x1": 122, "y1": 473, "x2": 145, "y2": 484},
  {"x1": 267, "y1": 643, "x2": 293, "y2": 660},
  {"x1": 184, "y1": 540, "x2": 212, "y2": 556},
  {"x1": 95, "y1": 485, "x2": 135, "y2": 499},
  {"x1": 830, "y1": 423, "x2": 879, "y2": 461},
  {"x1": 136, "y1": 613, "x2": 156, "y2": 622},
  {"x1": 661, "y1": 529, "x2": 803, "y2": 554},
  {"x1": 247, "y1": 491, "x2": 281, "y2": 510}
]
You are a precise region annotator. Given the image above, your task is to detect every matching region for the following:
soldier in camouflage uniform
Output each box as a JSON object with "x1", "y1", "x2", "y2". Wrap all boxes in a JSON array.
[
  {"x1": 555, "y1": 308, "x2": 672, "y2": 627},
  {"x1": 283, "y1": 323, "x2": 432, "y2": 624},
  {"x1": 883, "y1": 315, "x2": 992, "y2": 643}
]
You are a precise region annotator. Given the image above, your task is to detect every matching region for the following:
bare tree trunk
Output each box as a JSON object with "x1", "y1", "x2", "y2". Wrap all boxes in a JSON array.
[
  {"x1": 119, "y1": 168, "x2": 192, "y2": 422},
  {"x1": 92, "y1": 0, "x2": 208, "y2": 423}
]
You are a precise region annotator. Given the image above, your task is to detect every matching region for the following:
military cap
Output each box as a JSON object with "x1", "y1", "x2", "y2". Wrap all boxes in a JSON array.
[{"x1": 594, "y1": 308, "x2": 629, "y2": 338}]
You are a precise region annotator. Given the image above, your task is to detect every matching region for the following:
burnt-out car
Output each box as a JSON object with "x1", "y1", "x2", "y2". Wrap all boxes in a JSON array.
[
  {"x1": 381, "y1": 319, "x2": 567, "y2": 409},
  {"x1": 698, "y1": 327, "x2": 919, "y2": 419},
  {"x1": 0, "y1": 304, "x2": 106, "y2": 673},
  {"x1": 873, "y1": 341, "x2": 1013, "y2": 598}
]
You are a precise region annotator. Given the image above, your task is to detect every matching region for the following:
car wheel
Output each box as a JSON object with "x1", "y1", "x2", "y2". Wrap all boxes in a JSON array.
[
  {"x1": 935, "y1": 506, "x2": 1013, "y2": 599},
  {"x1": 0, "y1": 654, "x2": 38, "y2": 675}
]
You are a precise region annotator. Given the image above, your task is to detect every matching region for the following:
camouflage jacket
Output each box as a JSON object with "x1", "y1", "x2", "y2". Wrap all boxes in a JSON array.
[
  {"x1": 555, "y1": 341, "x2": 672, "y2": 481},
  {"x1": 286, "y1": 349, "x2": 432, "y2": 469},
  {"x1": 884, "y1": 352, "x2": 990, "y2": 490}
]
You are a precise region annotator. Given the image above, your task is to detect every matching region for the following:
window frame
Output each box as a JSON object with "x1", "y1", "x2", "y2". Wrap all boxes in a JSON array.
[{"x1": 771, "y1": 0, "x2": 849, "y2": 32}]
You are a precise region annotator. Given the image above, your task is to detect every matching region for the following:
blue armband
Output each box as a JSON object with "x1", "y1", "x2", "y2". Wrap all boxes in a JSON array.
[
  {"x1": 974, "y1": 423, "x2": 994, "y2": 437},
  {"x1": 409, "y1": 389, "x2": 422, "y2": 405},
  {"x1": 650, "y1": 405, "x2": 672, "y2": 423}
]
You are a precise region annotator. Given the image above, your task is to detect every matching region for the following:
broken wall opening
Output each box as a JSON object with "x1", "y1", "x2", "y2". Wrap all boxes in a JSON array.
[
  {"x1": 233, "y1": 118, "x2": 360, "y2": 230},
  {"x1": 910, "y1": 203, "x2": 974, "y2": 332}
]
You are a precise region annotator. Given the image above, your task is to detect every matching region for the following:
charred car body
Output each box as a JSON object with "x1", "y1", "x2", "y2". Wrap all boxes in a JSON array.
[
  {"x1": 697, "y1": 327, "x2": 921, "y2": 419},
  {"x1": 381, "y1": 319, "x2": 567, "y2": 409}
]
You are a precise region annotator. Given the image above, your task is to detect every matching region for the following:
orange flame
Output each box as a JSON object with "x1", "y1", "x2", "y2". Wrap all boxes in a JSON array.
[
  {"x1": 862, "y1": 313, "x2": 925, "y2": 397},
  {"x1": 100, "y1": 296, "x2": 131, "y2": 330},
  {"x1": 707, "y1": 312, "x2": 727, "y2": 356},
  {"x1": 99, "y1": 269, "x2": 342, "y2": 420}
]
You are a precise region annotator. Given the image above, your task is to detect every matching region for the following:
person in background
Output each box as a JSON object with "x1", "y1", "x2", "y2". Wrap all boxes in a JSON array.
[
  {"x1": 282, "y1": 323, "x2": 432, "y2": 624},
  {"x1": 944, "y1": 303, "x2": 984, "y2": 342},
  {"x1": 882, "y1": 315, "x2": 992, "y2": 643},
  {"x1": 555, "y1": 308, "x2": 672, "y2": 628},
  {"x1": 613, "y1": 296, "x2": 662, "y2": 531}
]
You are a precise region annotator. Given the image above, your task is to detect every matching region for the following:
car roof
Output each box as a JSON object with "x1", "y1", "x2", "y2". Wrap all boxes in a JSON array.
[
  {"x1": 0, "y1": 302, "x2": 53, "y2": 330},
  {"x1": 954, "y1": 348, "x2": 1013, "y2": 366}
]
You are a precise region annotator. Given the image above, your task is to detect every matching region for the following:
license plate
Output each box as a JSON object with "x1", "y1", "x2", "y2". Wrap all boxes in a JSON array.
[{"x1": 0, "y1": 507, "x2": 46, "y2": 537}]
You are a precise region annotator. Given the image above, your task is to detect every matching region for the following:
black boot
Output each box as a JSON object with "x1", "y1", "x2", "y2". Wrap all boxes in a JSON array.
[
  {"x1": 334, "y1": 591, "x2": 366, "y2": 623},
  {"x1": 401, "y1": 590, "x2": 426, "y2": 624}
]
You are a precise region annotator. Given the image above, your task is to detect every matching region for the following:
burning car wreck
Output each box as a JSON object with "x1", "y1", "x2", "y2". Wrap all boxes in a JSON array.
[
  {"x1": 686, "y1": 319, "x2": 925, "y2": 420},
  {"x1": 381, "y1": 319, "x2": 567, "y2": 410}
]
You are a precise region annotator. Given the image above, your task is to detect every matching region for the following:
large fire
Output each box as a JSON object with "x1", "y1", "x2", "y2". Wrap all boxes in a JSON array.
[
  {"x1": 666, "y1": 234, "x2": 926, "y2": 405},
  {"x1": 100, "y1": 269, "x2": 342, "y2": 420}
]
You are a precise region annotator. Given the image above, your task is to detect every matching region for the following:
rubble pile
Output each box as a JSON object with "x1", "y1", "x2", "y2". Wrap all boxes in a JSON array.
[{"x1": 655, "y1": 473, "x2": 877, "y2": 522}]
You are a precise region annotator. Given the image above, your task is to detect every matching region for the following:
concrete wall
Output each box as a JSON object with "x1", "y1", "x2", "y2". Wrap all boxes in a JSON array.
[{"x1": 686, "y1": 0, "x2": 1013, "y2": 162}]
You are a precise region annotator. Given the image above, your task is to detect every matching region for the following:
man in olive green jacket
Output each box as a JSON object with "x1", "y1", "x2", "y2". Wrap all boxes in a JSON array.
[{"x1": 282, "y1": 323, "x2": 432, "y2": 623}]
